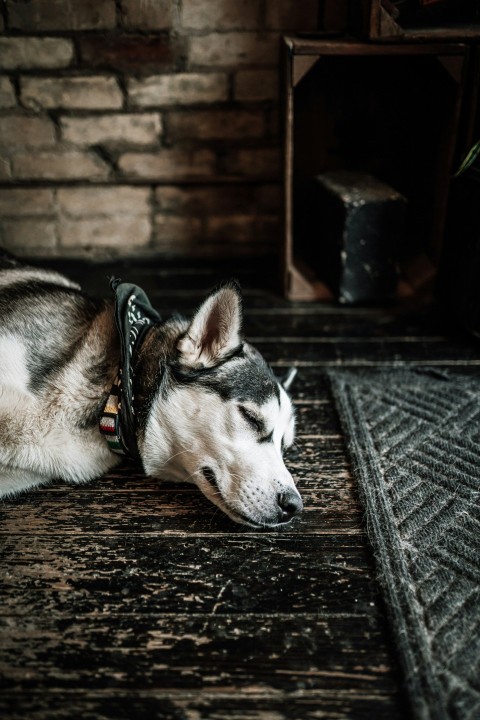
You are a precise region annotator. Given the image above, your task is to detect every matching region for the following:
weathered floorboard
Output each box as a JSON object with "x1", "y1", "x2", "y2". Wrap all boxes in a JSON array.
[
  {"x1": 1, "y1": 534, "x2": 378, "y2": 617},
  {"x1": 0, "y1": 613, "x2": 396, "y2": 693},
  {"x1": 0, "y1": 693, "x2": 405, "y2": 720}
]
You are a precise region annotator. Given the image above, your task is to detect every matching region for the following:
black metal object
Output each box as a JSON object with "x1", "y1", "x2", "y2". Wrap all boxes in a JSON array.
[{"x1": 314, "y1": 171, "x2": 406, "y2": 304}]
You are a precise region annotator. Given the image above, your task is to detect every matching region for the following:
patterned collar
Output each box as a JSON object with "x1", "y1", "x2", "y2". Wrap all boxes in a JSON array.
[{"x1": 99, "y1": 278, "x2": 161, "y2": 461}]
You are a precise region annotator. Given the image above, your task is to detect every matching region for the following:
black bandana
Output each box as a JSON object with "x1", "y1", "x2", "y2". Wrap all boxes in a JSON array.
[{"x1": 99, "y1": 277, "x2": 161, "y2": 461}]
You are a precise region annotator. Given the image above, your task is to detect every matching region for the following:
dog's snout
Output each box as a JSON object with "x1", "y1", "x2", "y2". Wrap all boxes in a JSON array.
[{"x1": 277, "y1": 489, "x2": 303, "y2": 522}]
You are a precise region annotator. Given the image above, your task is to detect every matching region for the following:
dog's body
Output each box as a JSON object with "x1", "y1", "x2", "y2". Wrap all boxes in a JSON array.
[{"x1": 0, "y1": 253, "x2": 302, "y2": 527}]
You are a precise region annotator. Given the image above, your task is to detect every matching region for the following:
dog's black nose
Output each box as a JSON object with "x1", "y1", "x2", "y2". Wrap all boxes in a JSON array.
[{"x1": 277, "y1": 490, "x2": 303, "y2": 522}]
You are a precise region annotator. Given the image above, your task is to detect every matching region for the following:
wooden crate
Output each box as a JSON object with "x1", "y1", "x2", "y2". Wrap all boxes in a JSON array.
[
  {"x1": 320, "y1": 1, "x2": 480, "y2": 42},
  {"x1": 282, "y1": 37, "x2": 468, "y2": 301}
]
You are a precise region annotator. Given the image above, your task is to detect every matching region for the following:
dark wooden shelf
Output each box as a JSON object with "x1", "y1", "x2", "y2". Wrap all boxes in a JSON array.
[{"x1": 282, "y1": 36, "x2": 468, "y2": 301}]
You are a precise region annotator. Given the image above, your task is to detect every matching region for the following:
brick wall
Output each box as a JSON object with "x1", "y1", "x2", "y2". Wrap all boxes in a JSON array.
[{"x1": 0, "y1": 0, "x2": 318, "y2": 259}]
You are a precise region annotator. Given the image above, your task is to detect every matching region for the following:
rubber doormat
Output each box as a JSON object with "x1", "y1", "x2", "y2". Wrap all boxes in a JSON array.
[{"x1": 328, "y1": 369, "x2": 480, "y2": 720}]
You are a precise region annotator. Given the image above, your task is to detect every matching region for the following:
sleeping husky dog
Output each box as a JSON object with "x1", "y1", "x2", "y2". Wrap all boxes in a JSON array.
[{"x1": 0, "y1": 252, "x2": 302, "y2": 528}]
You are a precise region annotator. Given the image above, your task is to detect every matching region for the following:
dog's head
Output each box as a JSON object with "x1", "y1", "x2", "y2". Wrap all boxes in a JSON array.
[{"x1": 139, "y1": 283, "x2": 302, "y2": 528}]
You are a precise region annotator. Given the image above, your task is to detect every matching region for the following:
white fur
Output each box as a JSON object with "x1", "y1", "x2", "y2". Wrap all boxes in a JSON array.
[
  {"x1": 142, "y1": 383, "x2": 299, "y2": 527},
  {"x1": 0, "y1": 268, "x2": 80, "y2": 290},
  {"x1": 140, "y1": 285, "x2": 301, "y2": 526}
]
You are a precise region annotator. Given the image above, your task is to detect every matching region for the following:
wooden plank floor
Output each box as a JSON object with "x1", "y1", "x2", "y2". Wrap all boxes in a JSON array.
[{"x1": 1, "y1": 260, "x2": 478, "y2": 720}]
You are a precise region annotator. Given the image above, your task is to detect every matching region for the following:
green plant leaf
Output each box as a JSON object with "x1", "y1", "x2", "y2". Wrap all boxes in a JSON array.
[{"x1": 455, "y1": 139, "x2": 480, "y2": 177}]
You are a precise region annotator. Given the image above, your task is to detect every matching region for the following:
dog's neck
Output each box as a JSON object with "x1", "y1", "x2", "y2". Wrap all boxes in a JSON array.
[
  {"x1": 99, "y1": 317, "x2": 186, "y2": 462},
  {"x1": 132, "y1": 319, "x2": 186, "y2": 419}
]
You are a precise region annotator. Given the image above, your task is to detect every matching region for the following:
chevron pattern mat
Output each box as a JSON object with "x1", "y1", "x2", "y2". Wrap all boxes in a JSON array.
[{"x1": 329, "y1": 369, "x2": 480, "y2": 720}]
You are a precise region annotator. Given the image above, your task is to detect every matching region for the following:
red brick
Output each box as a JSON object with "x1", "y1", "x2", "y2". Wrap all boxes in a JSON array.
[
  {"x1": 0, "y1": 77, "x2": 16, "y2": 108},
  {"x1": 0, "y1": 115, "x2": 56, "y2": 149},
  {"x1": 153, "y1": 215, "x2": 202, "y2": 253},
  {"x1": 189, "y1": 32, "x2": 278, "y2": 67},
  {"x1": 80, "y1": 35, "x2": 184, "y2": 74},
  {"x1": 0, "y1": 159, "x2": 11, "y2": 180},
  {"x1": 0, "y1": 219, "x2": 57, "y2": 253},
  {"x1": 0, "y1": 37, "x2": 73, "y2": 70},
  {"x1": 59, "y1": 217, "x2": 151, "y2": 249},
  {"x1": 119, "y1": 149, "x2": 216, "y2": 180},
  {"x1": 21, "y1": 76, "x2": 123, "y2": 111},
  {"x1": 234, "y1": 70, "x2": 278, "y2": 101},
  {"x1": 121, "y1": 0, "x2": 172, "y2": 30},
  {"x1": 7, "y1": 0, "x2": 116, "y2": 31},
  {"x1": 225, "y1": 148, "x2": 281, "y2": 178},
  {"x1": 57, "y1": 187, "x2": 151, "y2": 217},
  {"x1": 168, "y1": 110, "x2": 266, "y2": 141},
  {"x1": 207, "y1": 214, "x2": 256, "y2": 243},
  {"x1": 12, "y1": 151, "x2": 110, "y2": 180},
  {"x1": 0, "y1": 188, "x2": 55, "y2": 216},
  {"x1": 61, "y1": 114, "x2": 162, "y2": 146},
  {"x1": 265, "y1": 0, "x2": 319, "y2": 30},
  {"x1": 155, "y1": 185, "x2": 254, "y2": 215},
  {"x1": 128, "y1": 73, "x2": 228, "y2": 107},
  {"x1": 181, "y1": 0, "x2": 259, "y2": 30}
]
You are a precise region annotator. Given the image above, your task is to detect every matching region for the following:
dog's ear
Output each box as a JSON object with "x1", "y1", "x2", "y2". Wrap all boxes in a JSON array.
[{"x1": 177, "y1": 282, "x2": 242, "y2": 369}]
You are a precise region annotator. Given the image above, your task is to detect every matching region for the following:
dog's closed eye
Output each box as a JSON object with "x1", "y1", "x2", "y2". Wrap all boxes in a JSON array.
[
  {"x1": 239, "y1": 406, "x2": 274, "y2": 443},
  {"x1": 239, "y1": 406, "x2": 265, "y2": 434}
]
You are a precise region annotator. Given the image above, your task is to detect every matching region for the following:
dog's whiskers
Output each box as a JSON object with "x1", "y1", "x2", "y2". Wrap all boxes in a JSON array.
[
  {"x1": 162, "y1": 447, "x2": 192, "y2": 466},
  {"x1": 183, "y1": 468, "x2": 203, "y2": 484}
]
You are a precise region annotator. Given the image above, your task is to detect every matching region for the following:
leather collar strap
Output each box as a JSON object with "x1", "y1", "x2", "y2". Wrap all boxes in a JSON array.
[{"x1": 99, "y1": 277, "x2": 161, "y2": 461}]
